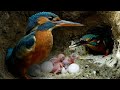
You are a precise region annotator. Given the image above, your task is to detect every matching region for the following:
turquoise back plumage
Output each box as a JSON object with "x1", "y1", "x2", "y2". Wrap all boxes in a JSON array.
[
  {"x1": 81, "y1": 34, "x2": 99, "y2": 46},
  {"x1": 81, "y1": 34, "x2": 99, "y2": 40},
  {"x1": 12, "y1": 31, "x2": 36, "y2": 60}
]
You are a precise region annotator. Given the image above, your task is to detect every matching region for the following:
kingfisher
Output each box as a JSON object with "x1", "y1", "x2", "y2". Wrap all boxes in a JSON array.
[
  {"x1": 73, "y1": 25, "x2": 114, "y2": 56},
  {"x1": 5, "y1": 12, "x2": 84, "y2": 79}
]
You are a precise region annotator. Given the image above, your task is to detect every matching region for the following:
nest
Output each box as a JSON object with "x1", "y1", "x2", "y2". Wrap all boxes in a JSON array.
[{"x1": 0, "y1": 11, "x2": 120, "y2": 79}]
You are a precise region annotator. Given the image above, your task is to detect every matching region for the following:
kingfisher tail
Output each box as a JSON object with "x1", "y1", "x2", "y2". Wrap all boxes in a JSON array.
[{"x1": 6, "y1": 48, "x2": 13, "y2": 60}]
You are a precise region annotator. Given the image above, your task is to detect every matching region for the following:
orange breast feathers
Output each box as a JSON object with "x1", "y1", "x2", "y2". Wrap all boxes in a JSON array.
[{"x1": 25, "y1": 30, "x2": 53, "y2": 65}]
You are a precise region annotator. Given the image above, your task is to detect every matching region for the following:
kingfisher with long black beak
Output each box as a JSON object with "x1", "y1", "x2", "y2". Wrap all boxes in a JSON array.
[
  {"x1": 5, "y1": 12, "x2": 84, "y2": 79},
  {"x1": 72, "y1": 25, "x2": 114, "y2": 56}
]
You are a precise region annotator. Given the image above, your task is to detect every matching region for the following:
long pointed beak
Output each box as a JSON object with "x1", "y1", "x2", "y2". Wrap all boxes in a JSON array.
[
  {"x1": 73, "y1": 40, "x2": 87, "y2": 47},
  {"x1": 54, "y1": 20, "x2": 84, "y2": 27},
  {"x1": 69, "y1": 41, "x2": 87, "y2": 48}
]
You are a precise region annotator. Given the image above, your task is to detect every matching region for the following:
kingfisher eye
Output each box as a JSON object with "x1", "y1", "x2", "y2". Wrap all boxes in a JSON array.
[
  {"x1": 48, "y1": 16, "x2": 54, "y2": 20},
  {"x1": 80, "y1": 38, "x2": 84, "y2": 41}
]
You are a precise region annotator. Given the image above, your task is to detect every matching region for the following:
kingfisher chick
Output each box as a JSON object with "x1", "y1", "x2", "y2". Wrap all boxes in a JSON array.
[
  {"x1": 5, "y1": 12, "x2": 84, "y2": 79},
  {"x1": 73, "y1": 25, "x2": 114, "y2": 56}
]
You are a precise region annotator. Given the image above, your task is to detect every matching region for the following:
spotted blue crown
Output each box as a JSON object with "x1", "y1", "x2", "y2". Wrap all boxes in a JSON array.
[{"x1": 26, "y1": 12, "x2": 58, "y2": 33}]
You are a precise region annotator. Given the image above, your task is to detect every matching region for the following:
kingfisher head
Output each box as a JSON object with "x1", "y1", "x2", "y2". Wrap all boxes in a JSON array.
[
  {"x1": 73, "y1": 34, "x2": 100, "y2": 47},
  {"x1": 26, "y1": 12, "x2": 84, "y2": 34}
]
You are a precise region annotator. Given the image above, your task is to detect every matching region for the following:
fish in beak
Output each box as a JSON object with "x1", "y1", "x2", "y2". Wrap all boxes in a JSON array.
[{"x1": 54, "y1": 20, "x2": 84, "y2": 27}]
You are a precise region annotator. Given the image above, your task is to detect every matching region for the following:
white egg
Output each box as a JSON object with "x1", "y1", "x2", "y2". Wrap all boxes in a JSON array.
[
  {"x1": 61, "y1": 67, "x2": 68, "y2": 74},
  {"x1": 27, "y1": 64, "x2": 41, "y2": 77},
  {"x1": 40, "y1": 61, "x2": 53, "y2": 73},
  {"x1": 67, "y1": 63, "x2": 80, "y2": 74}
]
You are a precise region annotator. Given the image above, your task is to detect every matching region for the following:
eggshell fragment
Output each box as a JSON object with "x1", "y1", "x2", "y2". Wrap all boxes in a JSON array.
[{"x1": 61, "y1": 67, "x2": 68, "y2": 74}]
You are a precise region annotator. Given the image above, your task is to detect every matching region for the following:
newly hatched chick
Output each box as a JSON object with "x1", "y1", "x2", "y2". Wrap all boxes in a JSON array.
[
  {"x1": 50, "y1": 54, "x2": 65, "y2": 63},
  {"x1": 62, "y1": 56, "x2": 71, "y2": 69},
  {"x1": 69, "y1": 53, "x2": 79, "y2": 63},
  {"x1": 57, "y1": 54, "x2": 66, "y2": 62},
  {"x1": 49, "y1": 53, "x2": 79, "y2": 74},
  {"x1": 62, "y1": 53, "x2": 79, "y2": 69},
  {"x1": 63, "y1": 53, "x2": 78, "y2": 64},
  {"x1": 50, "y1": 54, "x2": 65, "y2": 74},
  {"x1": 52, "y1": 62, "x2": 63, "y2": 74}
]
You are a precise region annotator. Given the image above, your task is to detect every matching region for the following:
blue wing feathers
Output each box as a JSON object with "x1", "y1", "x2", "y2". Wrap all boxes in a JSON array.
[
  {"x1": 14, "y1": 31, "x2": 36, "y2": 55},
  {"x1": 25, "y1": 36, "x2": 35, "y2": 49},
  {"x1": 6, "y1": 30, "x2": 36, "y2": 66}
]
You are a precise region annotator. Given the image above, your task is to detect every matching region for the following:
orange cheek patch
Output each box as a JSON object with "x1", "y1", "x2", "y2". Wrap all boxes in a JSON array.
[{"x1": 37, "y1": 17, "x2": 49, "y2": 25}]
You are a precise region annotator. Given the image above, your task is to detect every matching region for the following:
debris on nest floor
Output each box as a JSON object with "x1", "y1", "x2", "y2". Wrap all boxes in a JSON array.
[{"x1": 28, "y1": 44, "x2": 120, "y2": 79}]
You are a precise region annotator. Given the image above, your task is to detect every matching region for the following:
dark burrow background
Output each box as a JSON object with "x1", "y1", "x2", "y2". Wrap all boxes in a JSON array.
[{"x1": 0, "y1": 11, "x2": 120, "y2": 79}]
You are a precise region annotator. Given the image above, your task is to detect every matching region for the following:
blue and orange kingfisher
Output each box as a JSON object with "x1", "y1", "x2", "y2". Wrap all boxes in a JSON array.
[
  {"x1": 73, "y1": 25, "x2": 114, "y2": 56},
  {"x1": 5, "y1": 12, "x2": 84, "y2": 79}
]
